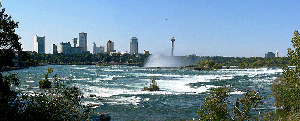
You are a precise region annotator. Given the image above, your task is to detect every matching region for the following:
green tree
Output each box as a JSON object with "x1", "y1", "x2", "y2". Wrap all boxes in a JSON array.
[
  {"x1": 198, "y1": 85, "x2": 264, "y2": 120},
  {"x1": 271, "y1": 30, "x2": 300, "y2": 115},
  {"x1": 198, "y1": 86, "x2": 230, "y2": 120},
  {"x1": 0, "y1": 8, "x2": 22, "y2": 68}
]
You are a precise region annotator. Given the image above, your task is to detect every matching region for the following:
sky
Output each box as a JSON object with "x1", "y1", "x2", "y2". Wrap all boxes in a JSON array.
[{"x1": 3, "y1": 0, "x2": 300, "y2": 57}]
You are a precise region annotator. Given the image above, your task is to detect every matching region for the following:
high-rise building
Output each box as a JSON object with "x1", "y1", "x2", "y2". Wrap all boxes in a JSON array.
[
  {"x1": 171, "y1": 37, "x2": 175, "y2": 56},
  {"x1": 265, "y1": 52, "x2": 275, "y2": 58},
  {"x1": 34, "y1": 35, "x2": 45, "y2": 53},
  {"x1": 60, "y1": 42, "x2": 71, "y2": 54},
  {"x1": 92, "y1": 42, "x2": 105, "y2": 54},
  {"x1": 53, "y1": 44, "x2": 58, "y2": 54},
  {"x1": 72, "y1": 38, "x2": 78, "y2": 47},
  {"x1": 107, "y1": 40, "x2": 115, "y2": 53},
  {"x1": 130, "y1": 37, "x2": 138, "y2": 54},
  {"x1": 276, "y1": 50, "x2": 279, "y2": 57},
  {"x1": 79, "y1": 32, "x2": 87, "y2": 51}
]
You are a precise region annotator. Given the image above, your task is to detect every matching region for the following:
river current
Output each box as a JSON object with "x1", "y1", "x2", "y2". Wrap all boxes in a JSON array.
[{"x1": 5, "y1": 65, "x2": 282, "y2": 120}]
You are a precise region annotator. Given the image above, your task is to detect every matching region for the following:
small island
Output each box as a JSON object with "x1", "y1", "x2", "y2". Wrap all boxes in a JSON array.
[{"x1": 142, "y1": 76, "x2": 160, "y2": 91}]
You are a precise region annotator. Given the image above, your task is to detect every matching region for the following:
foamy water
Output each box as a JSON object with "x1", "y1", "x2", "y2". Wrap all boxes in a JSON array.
[{"x1": 5, "y1": 65, "x2": 282, "y2": 120}]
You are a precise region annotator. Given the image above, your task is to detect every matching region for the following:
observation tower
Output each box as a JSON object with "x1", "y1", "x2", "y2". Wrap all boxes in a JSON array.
[{"x1": 171, "y1": 37, "x2": 175, "y2": 56}]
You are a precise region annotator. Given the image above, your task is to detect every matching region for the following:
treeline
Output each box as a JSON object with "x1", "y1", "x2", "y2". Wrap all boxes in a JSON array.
[
  {"x1": 27, "y1": 52, "x2": 150, "y2": 66},
  {"x1": 207, "y1": 56, "x2": 291, "y2": 68},
  {"x1": 186, "y1": 56, "x2": 291, "y2": 69}
]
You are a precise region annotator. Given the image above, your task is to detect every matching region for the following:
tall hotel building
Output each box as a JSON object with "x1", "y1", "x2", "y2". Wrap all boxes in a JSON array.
[
  {"x1": 130, "y1": 37, "x2": 138, "y2": 54},
  {"x1": 107, "y1": 40, "x2": 115, "y2": 53},
  {"x1": 34, "y1": 35, "x2": 45, "y2": 53},
  {"x1": 79, "y1": 32, "x2": 87, "y2": 51}
]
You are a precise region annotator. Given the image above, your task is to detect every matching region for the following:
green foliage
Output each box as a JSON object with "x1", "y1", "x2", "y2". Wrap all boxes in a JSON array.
[
  {"x1": 271, "y1": 30, "x2": 300, "y2": 119},
  {"x1": 198, "y1": 85, "x2": 264, "y2": 120},
  {"x1": 0, "y1": 67, "x2": 92, "y2": 120},
  {"x1": 198, "y1": 86, "x2": 230, "y2": 120},
  {"x1": 27, "y1": 52, "x2": 150, "y2": 66},
  {"x1": 39, "y1": 79, "x2": 51, "y2": 88},
  {"x1": 0, "y1": 8, "x2": 23, "y2": 68},
  {"x1": 143, "y1": 76, "x2": 160, "y2": 91},
  {"x1": 195, "y1": 60, "x2": 222, "y2": 70},
  {"x1": 39, "y1": 67, "x2": 53, "y2": 88},
  {"x1": 234, "y1": 86, "x2": 265, "y2": 120}
]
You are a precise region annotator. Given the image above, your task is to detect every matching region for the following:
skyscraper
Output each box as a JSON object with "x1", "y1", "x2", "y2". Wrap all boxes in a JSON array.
[
  {"x1": 130, "y1": 37, "x2": 138, "y2": 54},
  {"x1": 34, "y1": 35, "x2": 45, "y2": 54},
  {"x1": 53, "y1": 44, "x2": 57, "y2": 54},
  {"x1": 107, "y1": 40, "x2": 115, "y2": 53},
  {"x1": 79, "y1": 32, "x2": 87, "y2": 51}
]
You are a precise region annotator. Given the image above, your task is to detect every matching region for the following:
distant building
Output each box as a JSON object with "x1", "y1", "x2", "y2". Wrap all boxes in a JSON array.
[
  {"x1": 53, "y1": 44, "x2": 58, "y2": 54},
  {"x1": 92, "y1": 42, "x2": 105, "y2": 54},
  {"x1": 79, "y1": 32, "x2": 87, "y2": 51},
  {"x1": 265, "y1": 52, "x2": 275, "y2": 58},
  {"x1": 70, "y1": 47, "x2": 82, "y2": 54},
  {"x1": 144, "y1": 50, "x2": 150, "y2": 55},
  {"x1": 60, "y1": 42, "x2": 71, "y2": 54},
  {"x1": 107, "y1": 40, "x2": 115, "y2": 53},
  {"x1": 72, "y1": 38, "x2": 78, "y2": 47},
  {"x1": 34, "y1": 35, "x2": 45, "y2": 53},
  {"x1": 130, "y1": 37, "x2": 138, "y2": 54},
  {"x1": 275, "y1": 50, "x2": 279, "y2": 57}
]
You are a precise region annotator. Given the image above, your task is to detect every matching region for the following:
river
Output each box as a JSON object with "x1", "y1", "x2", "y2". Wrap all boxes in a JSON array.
[{"x1": 5, "y1": 65, "x2": 282, "y2": 120}]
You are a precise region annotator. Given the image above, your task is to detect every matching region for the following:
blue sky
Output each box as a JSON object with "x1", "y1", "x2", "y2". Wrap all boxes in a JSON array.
[{"x1": 3, "y1": 0, "x2": 300, "y2": 57}]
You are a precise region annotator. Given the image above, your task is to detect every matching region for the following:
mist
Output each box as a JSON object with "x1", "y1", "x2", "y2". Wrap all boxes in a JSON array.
[{"x1": 144, "y1": 55, "x2": 192, "y2": 67}]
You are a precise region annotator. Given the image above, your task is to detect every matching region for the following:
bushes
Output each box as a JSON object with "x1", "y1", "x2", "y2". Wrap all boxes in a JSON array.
[
  {"x1": 270, "y1": 30, "x2": 300, "y2": 119},
  {"x1": 198, "y1": 85, "x2": 264, "y2": 120},
  {"x1": 39, "y1": 67, "x2": 53, "y2": 88},
  {"x1": 143, "y1": 76, "x2": 160, "y2": 91},
  {"x1": 0, "y1": 67, "x2": 92, "y2": 120}
]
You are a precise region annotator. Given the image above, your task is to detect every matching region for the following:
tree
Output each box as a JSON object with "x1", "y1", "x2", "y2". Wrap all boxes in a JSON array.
[
  {"x1": 198, "y1": 85, "x2": 264, "y2": 120},
  {"x1": 143, "y1": 76, "x2": 160, "y2": 91},
  {"x1": 271, "y1": 30, "x2": 300, "y2": 113},
  {"x1": 198, "y1": 86, "x2": 230, "y2": 120},
  {"x1": 0, "y1": 8, "x2": 22, "y2": 68}
]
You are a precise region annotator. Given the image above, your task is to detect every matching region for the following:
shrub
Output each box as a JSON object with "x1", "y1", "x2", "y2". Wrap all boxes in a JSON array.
[{"x1": 143, "y1": 76, "x2": 159, "y2": 91}]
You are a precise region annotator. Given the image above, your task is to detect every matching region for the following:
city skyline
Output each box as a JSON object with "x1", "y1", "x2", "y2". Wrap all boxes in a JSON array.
[{"x1": 4, "y1": 1, "x2": 300, "y2": 57}]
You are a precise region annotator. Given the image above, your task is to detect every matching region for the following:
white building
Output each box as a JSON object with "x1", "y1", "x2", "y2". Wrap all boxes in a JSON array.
[
  {"x1": 34, "y1": 35, "x2": 45, "y2": 53},
  {"x1": 92, "y1": 42, "x2": 105, "y2": 54},
  {"x1": 79, "y1": 32, "x2": 87, "y2": 52},
  {"x1": 130, "y1": 37, "x2": 138, "y2": 54}
]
